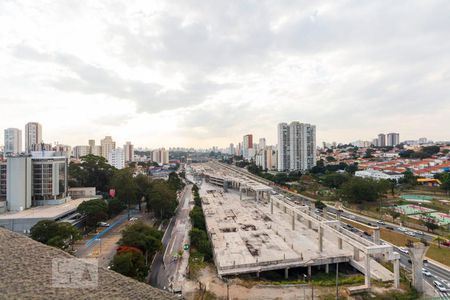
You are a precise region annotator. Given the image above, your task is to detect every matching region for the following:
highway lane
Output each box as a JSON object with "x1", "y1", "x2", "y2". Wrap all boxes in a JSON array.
[{"x1": 149, "y1": 184, "x2": 191, "y2": 292}]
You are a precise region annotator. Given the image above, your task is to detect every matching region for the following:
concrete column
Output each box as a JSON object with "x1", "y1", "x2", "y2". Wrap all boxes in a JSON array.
[
  {"x1": 308, "y1": 220, "x2": 312, "y2": 229},
  {"x1": 408, "y1": 242, "x2": 429, "y2": 293},
  {"x1": 308, "y1": 266, "x2": 312, "y2": 277},
  {"x1": 325, "y1": 264, "x2": 329, "y2": 274},
  {"x1": 256, "y1": 191, "x2": 259, "y2": 205},
  {"x1": 353, "y1": 247, "x2": 360, "y2": 260},
  {"x1": 336, "y1": 211, "x2": 341, "y2": 221},
  {"x1": 240, "y1": 188, "x2": 243, "y2": 201},
  {"x1": 322, "y1": 207, "x2": 327, "y2": 219},
  {"x1": 394, "y1": 258, "x2": 400, "y2": 288},
  {"x1": 284, "y1": 206, "x2": 287, "y2": 213},
  {"x1": 285, "y1": 268, "x2": 289, "y2": 279},
  {"x1": 365, "y1": 255, "x2": 371, "y2": 287},
  {"x1": 338, "y1": 237, "x2": 343, "y2": 250},
  {"x1": 292, "y1": 214, "x2": 295, "y2": 230},
  {"x1": 270, "y1": 200, "x2": 273, "y2": 214},
  {"x1": 373, "y1": 227, "x2": 381, "y2": 245},
  {"x1": 319, "y1": 226, "x2": 323, "y2": 252},
  {"x1": 256, "y1": 271, "x2": 260, "y2": 278}
]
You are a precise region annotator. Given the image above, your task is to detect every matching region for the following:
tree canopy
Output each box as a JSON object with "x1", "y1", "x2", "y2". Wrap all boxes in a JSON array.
[
  {"x1": 77, "y1": 199, "x2": 109, "y2": 228},
  {"x1": 119, "y1": 221, "x2": 163, "y2": 257},
  {"x1": 111, "y1": 251, "x2": 148, "y2": 282},
  {"x1": 68, "y1": 154, "x2": 117, "y2": 192},
  {"x1": 340, "y1": 177, "x2": 390, "y2": 203},
  {"x1": 30, "y1": 220, "x2": 81, "y2": 250}
]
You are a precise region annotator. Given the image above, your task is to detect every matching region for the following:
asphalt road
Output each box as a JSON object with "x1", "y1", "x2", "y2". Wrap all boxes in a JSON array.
[{"x1": 149, "y1": 184, "x2": 192, "y2": 292}]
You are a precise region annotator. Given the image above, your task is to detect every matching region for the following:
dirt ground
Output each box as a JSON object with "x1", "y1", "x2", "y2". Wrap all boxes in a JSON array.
[{"x1": 182, "y1": 266, "x2": 337, "y2": 300}]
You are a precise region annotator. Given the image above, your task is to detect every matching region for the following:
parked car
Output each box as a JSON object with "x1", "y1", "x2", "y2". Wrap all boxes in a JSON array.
[
  {"x1": 363, "y1": 231, "x2": 371, "y2": 236},
  {"x1": 386, "y1": 226, "x2": 395, "y2": 230},
  {"x1": 398, "y1": 227, "x2": 407, "y2": 232},
  {"x1": 442, "y1": 240, "x2": 450, "y2": 247},
  {"x1": 423, "y1": 259, "x2": 428, "y2": 264},
  {"x1": 376, "y1": 220, "x2": 385, "y2": 225},
  {"x1": 130, "y1": 217, "x2": 138, "y2": 221},
  {"x1": 98, "y1": 222, "x2": 110, "y2": 227},
  {"x1": 406, "y1": 231, "x2": 416, "y2": 237},
  {"x1": 348, "y1": 215, "x2": 356, "y2": 220},
  {"x1": 398, "y1": 247, "x2": 409, "y2": 254},
  {"x1": 423, "y1": 268, "x2": 432, "y2": 277},
  {"x1": 433, "y1": 281, "x2": 447, "y2": 292},
  {"x1": 441, "y1": 279, "x2": 450, "y2": 288}
]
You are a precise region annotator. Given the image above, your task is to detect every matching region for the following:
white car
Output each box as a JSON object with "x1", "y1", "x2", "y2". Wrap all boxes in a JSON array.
[
  {"x1": 376, "y1": 220, "x2": 385, "y2": 225},
  {"x1": 398, "y1": 247, "x2": 409, "y2": 254},
  {"x1": 441, "y1": 279, "x2": 450, "y2": 288},
  {"x1": 98, "y1": 222, "x2": 110, "y2": 227},
  {"x1": 348, "y1": 215, "x2": 356, "y2": 220},
  {"x1": 398, "y1": 227, "x2": 407, "y2": 232},
  {"x1": 423, "y1": 268, "x2": 432, "y2": 277},
  {"x1": 406, "y1": 231, "x2": 416, "y2": 237},
  {"x1": 433, "y1": 281, "x2": 447, "y2": 292}
]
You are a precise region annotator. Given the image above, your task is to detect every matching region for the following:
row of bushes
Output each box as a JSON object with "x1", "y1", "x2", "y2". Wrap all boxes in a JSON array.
[{"x1": 189, "y1": 185, "x2": 213, "y2": 262}]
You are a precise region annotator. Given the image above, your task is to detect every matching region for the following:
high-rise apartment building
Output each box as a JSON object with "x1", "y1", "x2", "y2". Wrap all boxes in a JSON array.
[
  {"x1": 100, "y1": 136, "x2": 116, "y2": 159},
  {"x1": 242, "y1": 134, "x2": 253, "y2": 160},
  {"x1": 4, "y1": 128, "x2": 22, "y2": 155},
  {"x1": 152, "y1": 148, "x2": 169, "y2": 165},
  {"x1": 25, "y1": 122, "x2": 42, "y2": 153},
  {"x1": 386, "y1": 133, "x2": 400, "y2": 147},
  {"x1": 258, "y1": 138, "x2": 266, "y2": 151},
  {"x1": 108, "y1": 148, "x2": 125, "y2": 169},
  {"x1": 377, "y1": 133, "x2": 386, "y2": 147},
  {"x1": 229, "y1": 143, "x2": 235, "y2": 155},
  {"x1": 73, "y1": 145, "x2": 90, "y2": 159},
  {"x1": 277, "y1": 122, "x2": 316, "y2": 171},
  {"x1": 124, "y1": 142, "x2": 134, "y2": 162}
]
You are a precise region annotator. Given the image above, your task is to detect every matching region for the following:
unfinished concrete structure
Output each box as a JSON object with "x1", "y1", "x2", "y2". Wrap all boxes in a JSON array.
[
  {"x1": 192, "y1": 162, "x2": 401, "y2": 289},
  {"x1": 408, "y1": 242, "x2": 429, "y2": 293}
]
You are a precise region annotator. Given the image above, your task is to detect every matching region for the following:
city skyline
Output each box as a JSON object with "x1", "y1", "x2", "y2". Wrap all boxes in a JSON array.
[{"x1": 1, "y1": 1, "x2": 450, "y2": 148}]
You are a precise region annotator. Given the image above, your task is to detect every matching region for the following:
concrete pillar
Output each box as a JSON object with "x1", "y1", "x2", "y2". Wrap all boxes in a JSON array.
[
  {"x1": 285, "y1": 268, "x2": 289, "y2": 279},
  {"x1": 319, "y1": 226, "x2": 323, "y2": 252},
  {"x1": 308, "y1": 266, "x2": 312, "y2": 277},
  {"x1": 256, "y1": 271, "x2": 260, "y2": 278},
  {"x1": 325, "y1": 264, "x2": 329, "y2": 274},
  {"x1": 365, "y1": 255, "x2": 371, "y2": 287},
  {"x1": 308, "y1": 220, "x2": 312, "y2": 229},
  {"x1": 408, "y1": 242, "x2": 429, "y2": 293},
  {"x1": 240, "y1": 188, "x2": 243, "y2": 201},
  {"x1": 292, "y1": 214, "x2": 295, "y2": 230},
  {"x1": 270, "y1": 200, "x2": 273, "y2": 214},
  {"x1": 256, "y1": 191, "x2": 259, "y2": 205},
  {"x1": 338, "y1": 237, "x2": 343, "y2": 250},
  {"x1": 284, "y1": 206, "x2": 287, "y2": 213},
  {"x1": 322, "y1": 207, "x2": 327, "y2": 219},
  {"x1": 394, "y1": 258, "x2": 400, "y2": 289},
  {"x1": 373, "y1": 227, "x2": 381, "y2": 245},
  {"x1": 336, "y1": 211, "x2": 341, "y2": 221},
  {"x1": 353, "y1": 247, "x2": 360, "y2": 260}
]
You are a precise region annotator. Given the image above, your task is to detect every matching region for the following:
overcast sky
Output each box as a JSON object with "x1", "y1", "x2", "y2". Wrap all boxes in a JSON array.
[{"x1": 1, "y1": 1, "x2": 449, "y2": 148}]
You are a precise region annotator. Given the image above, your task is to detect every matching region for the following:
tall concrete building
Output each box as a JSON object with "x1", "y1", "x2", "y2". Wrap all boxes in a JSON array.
[
  {"x1": 152, "y1": 148, "x2": 169, "y2": 165},
  {"x1": 25, "y1": 122, "x2": 42, "y2": 153},
  {"x1": 100, "y1": 136, "x2": 116, "y2": 159},
  {"x1": 258, "y1": 138, "x2": 266, "y2": 151},
  {"x1": 73, "y1": 145, "x2": 90, "y2": 159},
  {"x1": 387, "y1": 133, "x2": 400, "y2": 146},
  {"x1": 242, "y1": 134, "x2": 253, "y2": 160},
  {"x1": 4, "y1": 128, "x2": 22, "y2": 155},
  {"x1": 277, "y1": 122, "x2": 316, "y2": 171},
  {"x1": 229, "y1": 143, "x2": 235, "y2": 155},
  {"x1": 108, "y1": 148, "x2": 125, "y2": 169},
  {"x1": 377, "y1": 133, "x2": 386, "y2": 147},
  {"x1": 123, "y1": 142, "x2": 134, "y2": 162}
]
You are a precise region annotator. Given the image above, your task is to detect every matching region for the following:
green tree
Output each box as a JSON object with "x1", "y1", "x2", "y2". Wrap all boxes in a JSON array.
[
  {"x1": 190, "y1": 206, "x2": 206, "y2": 230},
  {"x1": 388, "y1": 210, "x2": 401, "y2": 222},
  {"x1": 68, "y1": 154, "x2": 117, "y2": 192},
  {"x1": 110, "y1": 168, "x2": 138, "y2": 209},
  {"x1": 322, "y1": 173, "x2": 349, "y2": 189},
  {"x1": 440, "y1": 173, "x2": 450, "y2": 195},
  {"x1": 107, "y1": 198, "x2": 126, "y2": 217},
  {"x1": 433, "y1": 235, "x2": 446, "y2": 248},
  {"x1": 340, "y1": 177, "x2": 389, "y2": 204},
  {"x1": 77, "y1": 199, "x2": 109, "y2": 229},
  {"x1": 168, "y1": 172, "x2": 184, "y2": 191},
  {"x1": 146, "y1": 180, "x2": 178, "y2": 219},
  {"x1": 399, "y1": 170, "x2": 417, "y2": 187},
  {"x1": 30, "y1": 220, "x2": 81, "y2": 250},
  {"x1": 345, "y1": 163, "x2": 359, "y2": 175},
  {"x1": 119, "y1": 221, "x2": 163, "y2": 261},
  {"x1": 111, "y1": 251, "x2": 148, "y2": 281},
  {"x1": 423, "y1": 220, "x2": 439, "y2": 233},
  {"x1": 314, "y1": 200, "x2": 326, "y2": 210}
]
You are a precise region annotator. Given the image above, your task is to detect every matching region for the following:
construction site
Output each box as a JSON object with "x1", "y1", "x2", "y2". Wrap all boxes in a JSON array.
[{"x1": 189, "y1": 161, "x2": 402, "y2": 292}]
